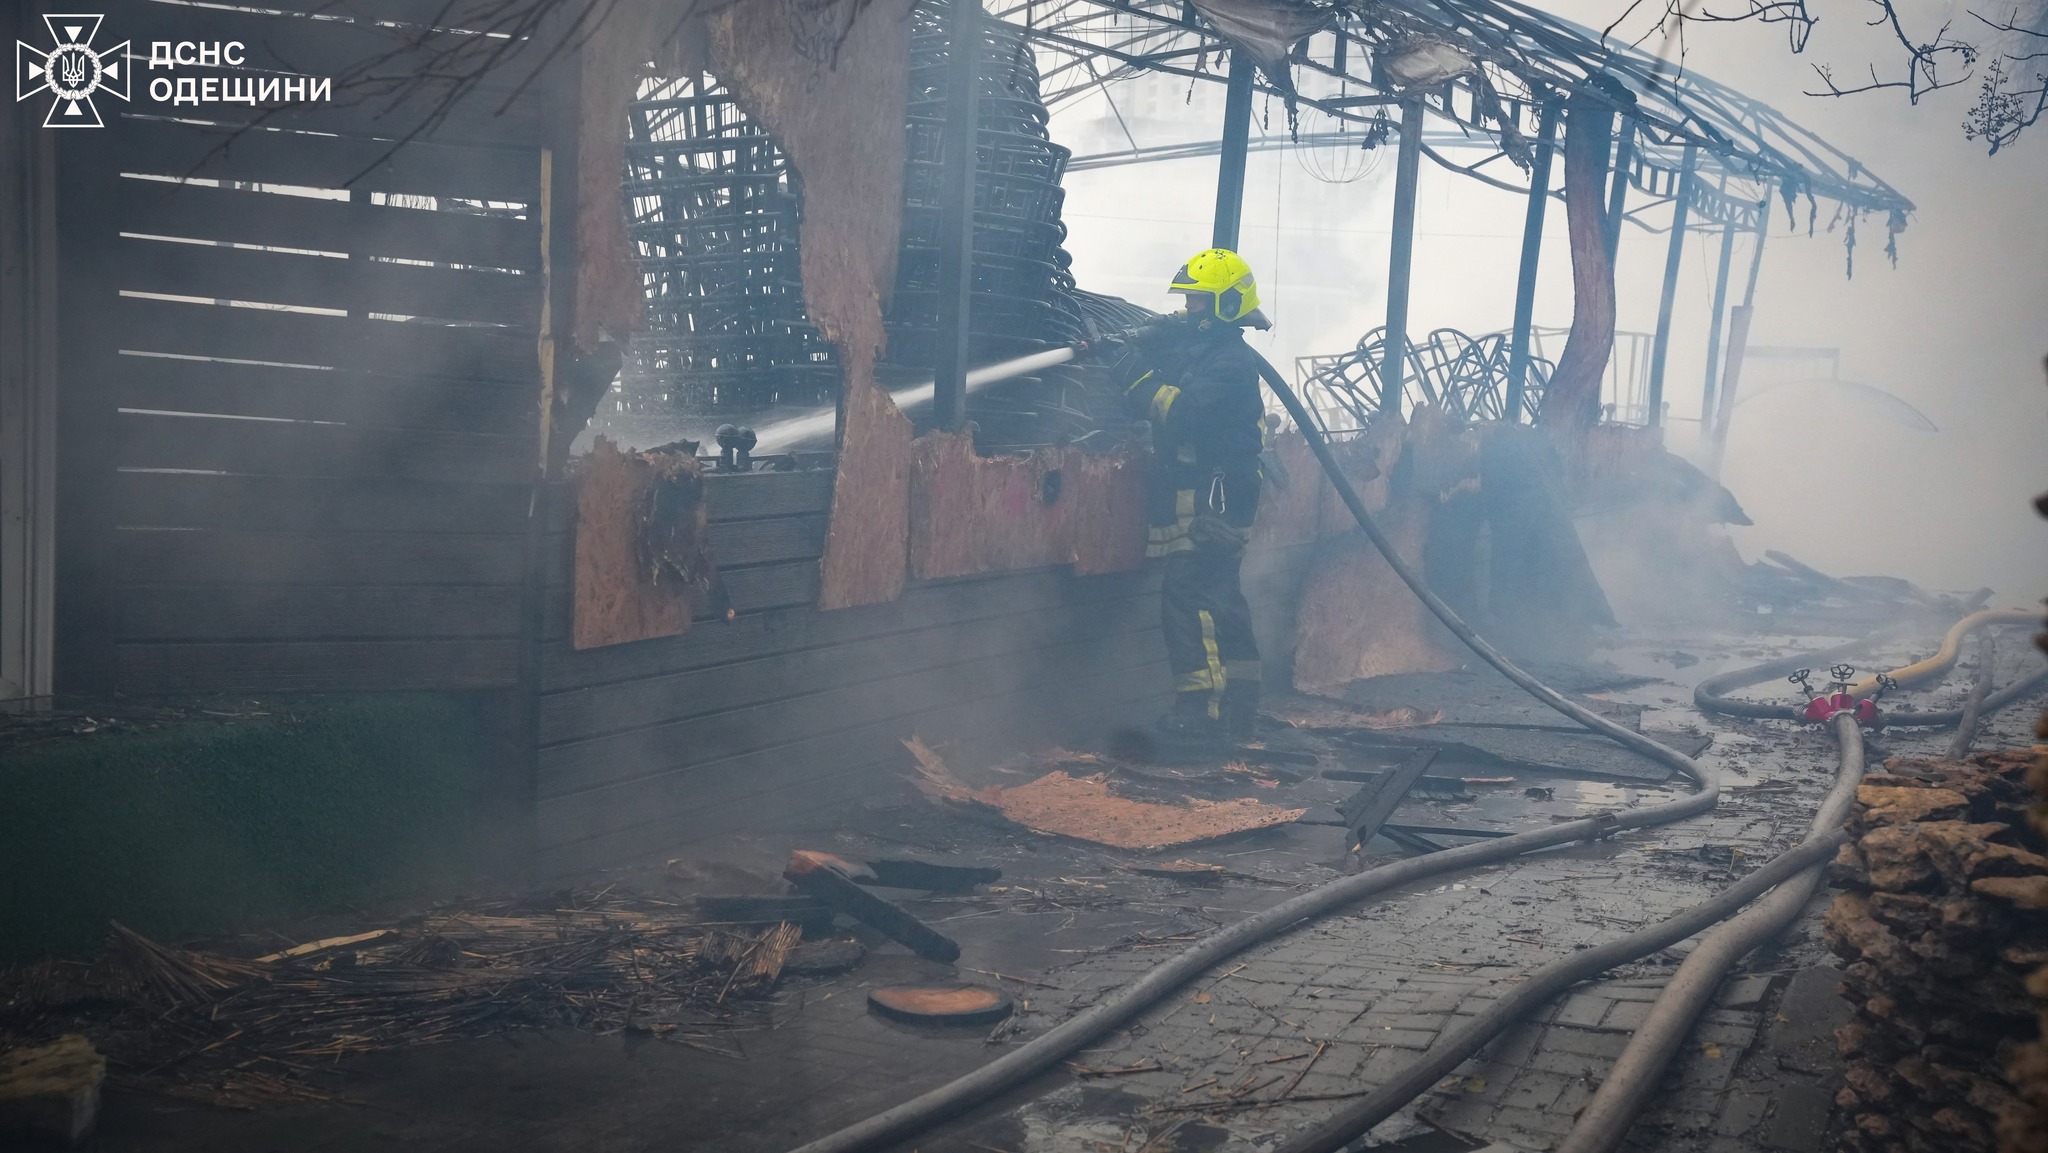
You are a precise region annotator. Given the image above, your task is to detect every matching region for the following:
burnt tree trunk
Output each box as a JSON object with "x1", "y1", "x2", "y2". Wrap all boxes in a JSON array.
[{"x1": 1540, "y1": 90, "x2": 1617, "y2": 441}]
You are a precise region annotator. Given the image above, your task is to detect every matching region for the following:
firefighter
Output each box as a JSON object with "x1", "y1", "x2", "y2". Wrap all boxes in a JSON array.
[{"x1": 1116, "y1": 248, "x2": 1272, "y2": 744}]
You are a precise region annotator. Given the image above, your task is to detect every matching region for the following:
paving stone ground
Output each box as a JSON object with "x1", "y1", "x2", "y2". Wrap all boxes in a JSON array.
[{"x1": 911, "y1": 624, "x2": 2044, "y2": 1153}]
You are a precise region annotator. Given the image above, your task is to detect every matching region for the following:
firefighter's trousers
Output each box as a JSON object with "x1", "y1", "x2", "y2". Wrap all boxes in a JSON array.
[{"x1": 1160, "y1": 550, "x2": 1260, "y2": 721}]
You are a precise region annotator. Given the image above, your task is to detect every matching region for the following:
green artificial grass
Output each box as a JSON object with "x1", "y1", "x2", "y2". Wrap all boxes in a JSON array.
[{"x1": 0, "y1": 694, "x2": 518, "y2": 964}]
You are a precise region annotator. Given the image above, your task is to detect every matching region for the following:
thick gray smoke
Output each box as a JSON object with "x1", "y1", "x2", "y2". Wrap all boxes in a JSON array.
[{"x1": 1047, "y1": 11, "x2": 2048, "y2": 604}]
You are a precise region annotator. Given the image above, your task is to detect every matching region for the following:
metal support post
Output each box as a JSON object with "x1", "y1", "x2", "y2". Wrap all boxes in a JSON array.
[
  {"x1": 932, "y1": 0, "x2": 982, "y2": 431},
  {"x1": 1381, "y1": 94, "x2": 1425, "y2": 420},
  {"x1": 1212, "y1": 51, "x2": 1255, "y2": 250},
  {"x1": 1698, "y1": 220, "x2": 1737, "y2": 427},
  {"x1": 1645, "y1": 143, "x2": 1696, "y2": 428},
  {"x1": 1707, "y1": 191, "x2": 1771, "y2": 477},
  {"x1": 1505, "y1": 99, "x2": 1558, "y2": 423},
  {"x1": 1602, "y1": 116, "x2": 1634, "y2": 261}
]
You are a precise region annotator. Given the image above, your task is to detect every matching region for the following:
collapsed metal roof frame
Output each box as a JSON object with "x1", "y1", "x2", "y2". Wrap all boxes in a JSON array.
[
  {"x1": 968, "y1": 0, "x2": 1911, "y2": 434},
  {"x1": 990, "y1": 0, "x2": 1913, "y2": 224}
]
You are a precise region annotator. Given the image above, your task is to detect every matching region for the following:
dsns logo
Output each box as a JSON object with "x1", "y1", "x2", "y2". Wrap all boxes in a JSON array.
[{"x1": 15, "y1": 15, "x2": 129, "y2": 128}]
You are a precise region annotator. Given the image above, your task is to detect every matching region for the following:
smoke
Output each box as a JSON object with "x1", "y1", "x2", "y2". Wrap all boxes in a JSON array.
[{"x1": 1046, "y1": 19, "x2": 2048, "y2": 605}]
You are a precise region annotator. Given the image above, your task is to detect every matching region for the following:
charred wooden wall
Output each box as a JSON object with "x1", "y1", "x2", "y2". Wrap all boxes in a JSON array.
[
  {"x1": 532, "y1": 468, "x2": 1165, "y2": 875},
  {"x1": 52, "y1": 0, "x2": 547, "y2": 696},
  {"x1": 44, "y1": 0, "x2": 1168, "y2": 877}
]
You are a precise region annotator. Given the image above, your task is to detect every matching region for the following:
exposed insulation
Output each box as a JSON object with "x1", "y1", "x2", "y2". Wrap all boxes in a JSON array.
[
  {"x1": 907, "y1": 740, "x2": 1304, "y2": 851},
  {"x1": 819, "y1": 377, "x2": 914, "y2": 609},
  {"x1": 711, "y1": 0, "x2": 918, "y2": 609},
  {"x1": 572, "y1": 437, "x2": 708, "y2": 650},
  {"x1": 1291, "y1": 414, "x2": 1460, "y2": 694},
  {"x1": 573, "y1": 0, "x2": 708, "y2": 352},
  {"x1": 908, "y1": 432, "x2": 1146, "y2": 580}
]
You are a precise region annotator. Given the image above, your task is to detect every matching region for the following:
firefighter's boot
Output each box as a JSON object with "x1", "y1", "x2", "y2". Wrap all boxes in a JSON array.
[{"x1": 1221, "y1": 681, "x2": 1262, "y2": 742}]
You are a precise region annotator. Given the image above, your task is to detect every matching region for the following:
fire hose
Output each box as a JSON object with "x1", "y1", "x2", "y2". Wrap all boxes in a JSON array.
[
  {"x1": 1551, "y1": 713, "x2": 1866, "y2": 1153},
  {"x1": 777, "y1": 352, "x2": 2031, "y2": 1153},
  {"x1": 1695, "y1": 609, "x2": 2048, "y2": 726}
]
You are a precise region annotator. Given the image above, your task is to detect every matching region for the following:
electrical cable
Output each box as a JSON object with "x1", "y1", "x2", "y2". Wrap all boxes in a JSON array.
[{"x1": 778, "y1": 354, "x2": 1720, "y2": 1153}]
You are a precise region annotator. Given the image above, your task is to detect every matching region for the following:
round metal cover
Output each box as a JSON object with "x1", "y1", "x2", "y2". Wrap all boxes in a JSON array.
[{"x1": 867, "y1": 983, "x2": 1014, "y2": 1026}]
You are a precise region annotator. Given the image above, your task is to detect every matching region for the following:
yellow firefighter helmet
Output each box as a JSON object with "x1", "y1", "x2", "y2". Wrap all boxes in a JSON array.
[{"x1": 1168, "y1": 248, "x2": 1262, "y2": 324}]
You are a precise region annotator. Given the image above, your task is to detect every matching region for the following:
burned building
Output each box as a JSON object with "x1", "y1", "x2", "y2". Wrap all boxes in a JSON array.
[{"x1": 2, "y1": 1, "x2": 2044, "y2": 1152}]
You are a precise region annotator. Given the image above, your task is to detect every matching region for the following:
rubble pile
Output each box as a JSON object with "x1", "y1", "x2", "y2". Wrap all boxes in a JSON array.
[
  {"x1": 0, "y1": 893, "x2": 802, "y2": 1106},
  {"x1": 1999, "y1": 726, "x2": 2048, "y2": 1153},
  {"x1": 1823, "y1": 750, "x2": 2048, "y2": 1153}
]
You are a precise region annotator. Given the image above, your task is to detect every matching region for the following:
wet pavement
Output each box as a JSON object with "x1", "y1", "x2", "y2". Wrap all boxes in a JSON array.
[{"x1": 78, "y1": 613, "x2": 2046, "y2": 1153}]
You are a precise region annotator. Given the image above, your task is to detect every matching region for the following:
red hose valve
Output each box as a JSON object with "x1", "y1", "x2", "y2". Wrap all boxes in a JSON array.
[{"x1": 1792, "y1": 668, "x2": 1889, "y2": 728}]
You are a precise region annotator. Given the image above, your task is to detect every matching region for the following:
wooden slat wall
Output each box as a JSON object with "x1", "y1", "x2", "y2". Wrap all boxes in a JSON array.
[
  {"x1": 533, "y1": 470, "x2": 1169, "y2": 876},
  {"x1": 56, "y1": 0, "x2": 548, "y2": 694}
]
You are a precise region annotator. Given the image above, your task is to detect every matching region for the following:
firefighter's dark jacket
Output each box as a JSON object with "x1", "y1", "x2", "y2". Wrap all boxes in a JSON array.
[{"x1": 1115, "y1": 312, "x2": 1265, "y2": 556}]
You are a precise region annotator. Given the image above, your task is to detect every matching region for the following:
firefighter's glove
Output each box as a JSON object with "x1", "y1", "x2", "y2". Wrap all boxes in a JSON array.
[{"x1": 1188, "y1": 513, "x2": 1250, "y2": 555}]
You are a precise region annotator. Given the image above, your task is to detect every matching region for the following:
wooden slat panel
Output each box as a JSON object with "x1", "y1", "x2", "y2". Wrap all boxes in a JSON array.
[
  {"x1": 113, "y1": 528, "x2": 526, "y2": 585},
  {"x1": 111, "y1": 296, "x2": 538, "y2": 384},
  {"x1": 135, "y1": 88, "x2": 547, "y2": 150},
  {"x1": 113, "y1": 412, "x2": 532, "y2": 484},
  {"x1": 111, "y1": 356, "x2": 536, "y2": 436},
  {"x1": 116, "y1": 178, "x2": 540, "y2": 272},
  {"x1": 540, "y1": 588, "x2": 1155, "y2": 746},
  {"x1": 118, "y1": 584, "x2": 521, "y2": 641},
  {"x1": 719, "y1": 560, "x2": 821, "y2": 616},
  {"x1": 115, "y1": 638, "x2": 520, "y2": 693},
  {"x1": 120, "y1": 235, "x2": 538, "y2": 326},
  {"x1": 537, "y1": 624, "x2": 1162, "y2": 799},
  {"x1": 705, "y1": 516, "x2": 826, "y2": 568},
  {"x1": 123, "y1": 1, "x2": 543, "y2": 118},
  {"x1": 536, "y1": 662, "x2": 1169, "y2": 873},
  {"x1": 703, "y1": 471, "x2": 837, "y2": 522},
  {"x1": 538, "y1": 469, "x2": 837, "y2": 534},
  {"x1": 534, "y1": 650, "x2": 1169, "y2": 856},
  {"x1": 112, "y1": 472, "x2": 530, "y2": 534},
  {"x1": 539, "y1": 567, "x2": 1155, "y2": 692},
  {"x1": 106, "y1": 117, "x2": 540, "y2": 202}
]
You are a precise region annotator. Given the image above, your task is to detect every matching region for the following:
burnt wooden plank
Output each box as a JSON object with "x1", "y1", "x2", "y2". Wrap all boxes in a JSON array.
[
  {"x1": 111, "y1": 472, "x2": 530, "y2": 535},
  {"x1": 705, "y1": 516, "x2": 827, "y2": 568},
  {"x1": 117, "y1": 584, "x2": 521, "y2": 641},
  {"x1": 785, "y1": 851, "x2": 960, "y2": 963},
  {"x1": 110, "y1": 117, "x2": 540, "y2": 202},
  {"x1": 537, "y1": 470, "x2": 836, "y2": 534},
  {"x1": 115, "y1": 638, "x2": 519, "y2": 693},
  {"x1": 539, "y1": 566, "x2": 1157, "y2": 692},
  {"x1": 111, "y1": 297, "x2": 538, "y2": 384},
  {"x1": 714, "y1": 560, "x2": 818, "y2": 617},
  {"x1": 113, "y1": 411, "x2": 533, "y2": 484},
  {"x1": 115, "y1": 177, "x2": 540, "y2": 271},
  {"x1": 537, "y1": 628, "x2": 1163, "y2": 799},
  {"x1": 113, "y1": 528, "x2": 526, "y2": 586},
  {"x1": 120, "y1": 235, "x2": 539, "y2": 326},
  {"x1": 111, "y1": 356, "x2": 536, "y2": 436},
  {"x1": 534, "y1": 653, "x2": 1170, "y2": 859},
  {"x1": 703, "y1": 471, "x2": 836, "y2": 521},
  {"x1": 540, "y1": 587, "x2": 1156, "y2": 745}
]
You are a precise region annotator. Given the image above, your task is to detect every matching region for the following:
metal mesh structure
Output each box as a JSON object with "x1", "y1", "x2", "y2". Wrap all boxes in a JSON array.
[
  {"x1": 1296, "y1": 327, "x2": 1553, "y2": 432},
  {"x1": 620, "y1": 0, "x2": 1082, "y2": 417},
  {"x1": 623, "y1": 75, "x2": 836, "y2": 413},
  {"x1": 889, "y1": 0, "x2": 1081, "y2": 366}
]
